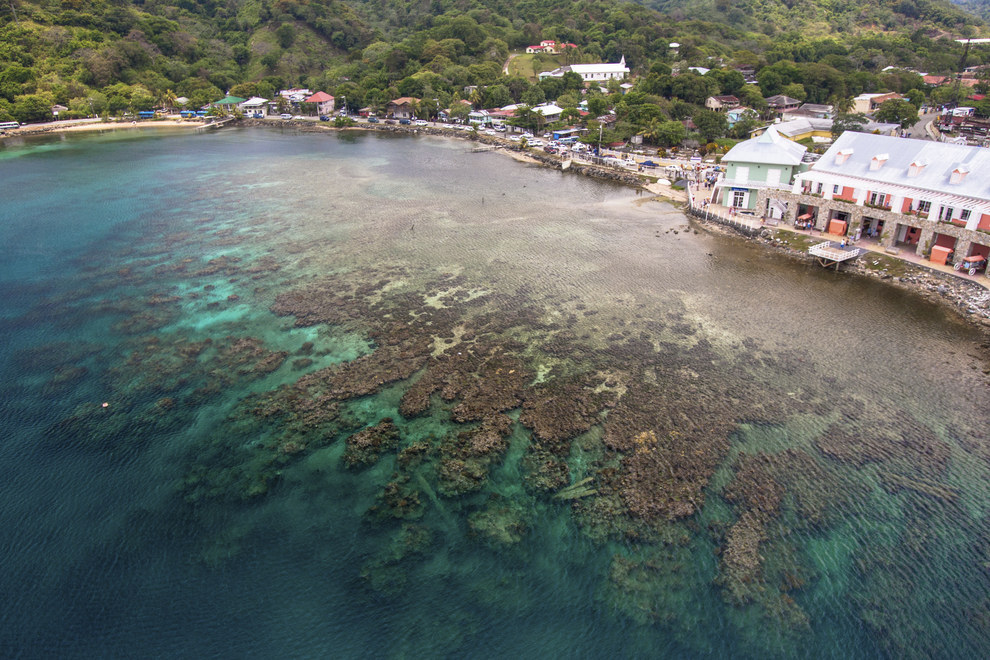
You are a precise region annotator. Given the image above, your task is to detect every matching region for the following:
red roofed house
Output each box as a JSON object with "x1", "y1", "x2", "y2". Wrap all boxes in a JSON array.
[
  {"x1": 305, "y1": 92, "x2": 335, "y2": 116},
  {"x1": 526, "y1": 40, "x2": 572, "y2": 54}
]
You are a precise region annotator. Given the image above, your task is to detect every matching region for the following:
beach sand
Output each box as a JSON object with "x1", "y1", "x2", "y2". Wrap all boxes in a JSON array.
[{"x1": 2, "y1": 119, "x2": 205, "y2": 139}]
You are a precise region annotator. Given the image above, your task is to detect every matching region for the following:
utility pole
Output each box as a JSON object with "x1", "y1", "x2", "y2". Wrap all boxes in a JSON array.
[{"x1": 953, "y1": 38, "x2": 972, "y2": 108}]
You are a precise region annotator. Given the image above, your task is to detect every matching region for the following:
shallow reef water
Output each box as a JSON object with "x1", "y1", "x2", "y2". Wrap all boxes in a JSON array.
[{"x1": 1, "y1": 127, "x2": 988, "y2": 658}]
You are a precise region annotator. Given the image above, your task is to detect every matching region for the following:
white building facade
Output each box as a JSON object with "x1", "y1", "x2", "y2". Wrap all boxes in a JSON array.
[
  {"x1": 768, "y1": 132, "x2": 990, "y2": 273},
  {"x1": 539, "y1": 57, "x2": 629, "y2": 82}
]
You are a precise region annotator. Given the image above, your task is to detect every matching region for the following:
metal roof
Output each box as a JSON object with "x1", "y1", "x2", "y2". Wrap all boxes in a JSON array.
[
  {"x1": 810, "y1": 132, "x2": 990, "y2": 202},
  {"x1": 722, "y1": 126, "x2": 807, "y2": 166}
]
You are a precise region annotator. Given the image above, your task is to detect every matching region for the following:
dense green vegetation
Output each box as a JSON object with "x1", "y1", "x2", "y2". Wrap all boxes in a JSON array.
[{"x1": 1, "y1": 0, "x2": 988, "y2": 146}]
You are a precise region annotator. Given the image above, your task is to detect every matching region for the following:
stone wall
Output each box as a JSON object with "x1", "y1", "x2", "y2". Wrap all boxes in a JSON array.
[{"x1": 756, "y1": 188, "x2": 990, "y2": 275}]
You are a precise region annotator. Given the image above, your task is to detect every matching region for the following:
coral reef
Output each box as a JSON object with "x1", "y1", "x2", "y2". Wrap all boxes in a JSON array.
[{"x1": 344, "y1": 419, "x2": 401, "y2": 468}]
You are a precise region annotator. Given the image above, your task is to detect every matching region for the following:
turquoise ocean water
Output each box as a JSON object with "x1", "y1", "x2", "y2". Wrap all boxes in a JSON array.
[{"x1": 1, "y1": 127, "x2": 988, "y2": 658}]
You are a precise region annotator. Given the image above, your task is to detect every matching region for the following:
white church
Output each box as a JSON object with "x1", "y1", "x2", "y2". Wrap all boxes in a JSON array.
[{"x1": 538, "y1": 57, "x2": 630, "y2": 82}]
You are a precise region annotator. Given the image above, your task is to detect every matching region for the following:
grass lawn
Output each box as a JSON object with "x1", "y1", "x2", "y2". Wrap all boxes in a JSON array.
[{"x1": 508, "y1": 53, "x2": 563, "y2": 81}]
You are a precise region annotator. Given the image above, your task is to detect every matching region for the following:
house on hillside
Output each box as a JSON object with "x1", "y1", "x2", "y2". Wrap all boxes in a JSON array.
[
  {"x1": 468, "y1": 109, "x2": 492, "y2": 125},
  {"x1": 539, "y1": 57, "x2": 629, "y2": 82},
  {"x1": 706, "y1": 95, "x2": 740, "y2": 112},
  {"x1": 764, "y1": 95, "x2": 801, "y2": 118},
  {"x1": 726, "y1": 107, "x2": 758, "y2": 127},
  {"x1": 782, "y1": 103, "x2": 835, "y2": 121},
  {"x1": 712, "y1": 126, "x2": 808, "y2": 218},
  {"x1": 525, "y1": 40, "x2": 576, "y2": 54},
  {"x1": 387, "y1": 97, "x2": 420, "y2": 119},
  {"x1": 852, "y1": 92, "x2": 903, "y2": 115},
  {"x1": 533, "y1": 103, "x2": 564, "y2": 123}
]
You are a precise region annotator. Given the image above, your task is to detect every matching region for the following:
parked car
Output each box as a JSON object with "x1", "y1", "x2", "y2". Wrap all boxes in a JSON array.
[
  {"x1": 399, "y1": 118, "x2": 411, "y2": 125},
  {"x1": 319, "y1": 115, "x2": 330, "y2": 121},
  {"x1": 367, "y1": 116, "x2": 379, "y2": 123},
  {"x1": 280, "y1": 113, "x2": 293, "y2": 120},
  {"x1": 414, "y1": 120, "x2": 428, "y2": 126}
]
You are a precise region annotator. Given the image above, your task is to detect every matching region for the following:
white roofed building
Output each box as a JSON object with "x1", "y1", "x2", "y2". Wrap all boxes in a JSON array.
[
  {"x1": 539, "y1": 57, "x2": 629, "y2": 82},
  {"x1": 713, "y1": 127, "x2": 808, "y2": 216},
  {"x1": 762, "y1": 132, "x2": 990, "y2": 272},
  {"x1": 239, "y1": 97, "x2": 270, "y2": 116}
]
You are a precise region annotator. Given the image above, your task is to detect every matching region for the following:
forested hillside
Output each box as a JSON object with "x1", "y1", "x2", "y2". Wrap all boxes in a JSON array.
[
  {"x1": 1, "y1": 0, "x2": 988, "y2": 144},
  {"x1": 642, "y1": 0, "x2": 977, "y2": 33}
]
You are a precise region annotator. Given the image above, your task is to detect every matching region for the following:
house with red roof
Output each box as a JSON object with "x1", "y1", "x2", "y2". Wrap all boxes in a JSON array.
[{"x1": 304, "y1": 92, "x2": 335, "y2": 116}]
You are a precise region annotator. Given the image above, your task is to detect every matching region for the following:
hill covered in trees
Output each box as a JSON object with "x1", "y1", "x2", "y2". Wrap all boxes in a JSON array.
[{"x1": 1, "y1": 0, "x2": 988, "y2": 144}]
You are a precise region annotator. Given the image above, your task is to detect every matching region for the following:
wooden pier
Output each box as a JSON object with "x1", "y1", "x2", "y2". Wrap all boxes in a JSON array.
[
  {"x1": 808, "y1": 240, "x2": 860, "y2": 269},
  {"x1": 197, "y1": 117, "x2": 235, "y2": 131}
]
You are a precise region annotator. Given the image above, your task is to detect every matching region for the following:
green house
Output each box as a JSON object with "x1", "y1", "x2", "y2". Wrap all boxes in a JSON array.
[{"x1": 717, "y1": 127, "x2": 807, "y2": 211}]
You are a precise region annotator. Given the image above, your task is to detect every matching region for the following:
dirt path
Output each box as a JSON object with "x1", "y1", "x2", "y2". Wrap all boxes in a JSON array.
[{"x1": 503, "y1": 53, "x2": 518, "y2": 75}]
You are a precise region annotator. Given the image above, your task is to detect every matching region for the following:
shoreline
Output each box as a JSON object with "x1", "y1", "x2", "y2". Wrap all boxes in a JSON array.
[
  {"x1": 1, "y1": 119, "x2": 205, "y2": 139},
  {"x1": 7, "y1": 116, "x2": 988, "y2": 334}
]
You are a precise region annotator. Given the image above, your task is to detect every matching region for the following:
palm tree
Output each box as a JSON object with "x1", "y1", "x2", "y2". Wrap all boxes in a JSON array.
[
  {"x1": 159, "y1": 89, "x2": 178, "y2": 114},
  {"x1": 831, "y1": 95, "x2": 855, "y2": 115},
  {"x1": 468, "y1": 87, "x2": 484, "y2": 109},
  {"x1": 639, "y1": 117, "x2": 662, "y2": 145}
]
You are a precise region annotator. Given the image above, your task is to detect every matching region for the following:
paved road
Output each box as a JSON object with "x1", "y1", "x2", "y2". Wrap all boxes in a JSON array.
[{"x1": 906, "y1": 111, "x2": 939, "y2": 140}]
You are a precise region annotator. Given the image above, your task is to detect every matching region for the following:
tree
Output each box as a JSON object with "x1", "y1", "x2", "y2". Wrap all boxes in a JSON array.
[
  {"x1": 158, "y1": 88, "x2": 177, "y2": 112},
  {"x1": 905, "y1": 88, "x2": 925, "y2": 109},
  {"x1": 587, "y1": 96, "x2": 609, "y2": 117},
  {"x1": 449, "y1": 102, "x2": 470, "y2": 123},
  {"x1": 484, "y1": 84, "x2": 511, "y2": 109},
  {"x1": 521, "y1": 85, "x2": 546, "y2": 106},
  {"x1": 781, "y1": 83, "x2": 807, "y2": 102},
  {"x1": 756, "y1": 69, "x2": 783, "y2": 97},
  {"x1": 875, "y1": 98, "x2": 918, "y2": 129},
  {"x1": 13, "y1": 92, "x2": 55, "y2": 123},
  {"x1": 692, "y1": 109, "x2": 728, "y2": 142},
  {"x1": 731, "y1": 116, "x2": 761, "y2": 139},
  {"x1": 643, "y1": 119, "x2": 686, "y2": 147},
  {"x1": 831, "y1": 113, "x2": 868, "y2": 140},
  {"x1": 830, "y1": 96, "x2": 855, "y2": 114}
]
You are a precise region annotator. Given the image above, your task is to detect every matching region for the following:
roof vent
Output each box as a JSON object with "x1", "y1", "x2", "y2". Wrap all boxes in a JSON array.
[
  {"x1": 950, "y1": 165, "x2": 970, "y2": 184},
  {"x1": 870, "y1": 153, "x2": 889, "y2": 170},
  {"x1": 834, "y1": 148, "x2": 854, "y2": 165},
  {"x1": 908, "y1": 159, "x2": 927, "y2": 177}
]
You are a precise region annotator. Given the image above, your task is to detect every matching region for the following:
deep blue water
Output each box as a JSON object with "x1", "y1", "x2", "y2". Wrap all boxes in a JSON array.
[{"x1": 1, "y1": 127, "x2": 988, "y2": 658}]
